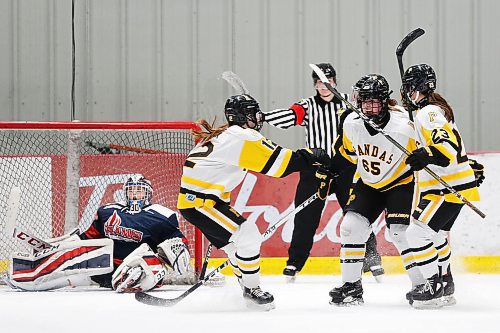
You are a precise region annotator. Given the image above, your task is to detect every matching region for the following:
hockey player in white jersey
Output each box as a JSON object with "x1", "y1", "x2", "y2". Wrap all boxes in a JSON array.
[
  {"x1": 327, "y1": 74, "x2": 425, "y2": 306},
  {"x1": 177, "y1": 94, "x2": 329, "y2": 310},
  {"x1": 402, "y1": 64, "x2": 482, "y2": 309}
]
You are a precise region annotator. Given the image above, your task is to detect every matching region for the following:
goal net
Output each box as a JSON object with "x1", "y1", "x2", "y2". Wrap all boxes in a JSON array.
[{"x1": 0, "y1": 121, "x2": 202, "y2": 277}]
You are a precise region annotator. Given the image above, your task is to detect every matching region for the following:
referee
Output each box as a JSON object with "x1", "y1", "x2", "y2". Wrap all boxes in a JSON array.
[{"x1": 263, "y1": 63, "x2": 383, "y2": 280}]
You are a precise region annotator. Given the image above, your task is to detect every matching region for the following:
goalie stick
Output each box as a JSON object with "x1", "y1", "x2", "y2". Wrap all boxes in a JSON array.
[
  {"x1": 135, "y1": 192, "x2": 319, "y2": 307},
  {"x1": 4, "y1": 187, "x2": 81, "y2": 252},
  {"x1": 396, "y1": 28, "x2": 425, "y2": 121},
  {"x1": 309, "y1": 63, "x2": 485, "y2": 219},
  {"x1": 4, "y1": 187, "x2": 55, "y2": 251}
]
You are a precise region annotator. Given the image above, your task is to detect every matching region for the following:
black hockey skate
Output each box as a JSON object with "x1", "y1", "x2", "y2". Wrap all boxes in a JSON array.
[
  {"x1": 283, "y1": 265, "x2": 298, "y2": 283},
  {"x1": 442, "y1": 273, "x2": 456, "y2": 306},
  {"x1": 410, "y1": 274, "x2": 444, "y2": 309},
  {"x1": 243, "y1": 286, "x2": 275, "y2": 311},
  {"x1": 329, "y1": 280, "x2": 364, "y2": 306}
]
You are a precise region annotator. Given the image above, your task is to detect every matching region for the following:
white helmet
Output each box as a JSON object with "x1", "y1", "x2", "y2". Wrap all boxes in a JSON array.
[{"x1": 123, "y1": 174, "x2": 153, "y2": 213}]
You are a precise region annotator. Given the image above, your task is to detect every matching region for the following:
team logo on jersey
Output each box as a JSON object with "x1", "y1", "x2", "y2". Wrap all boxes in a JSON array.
[{"x1": 104, "y1": 211, "x2": 143, "y2": 242}]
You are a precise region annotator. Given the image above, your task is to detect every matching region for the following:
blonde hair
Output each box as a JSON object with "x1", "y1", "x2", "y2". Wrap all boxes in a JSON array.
[{"x1": 191, "y1": 119, "x2": 228, "y2": 143}]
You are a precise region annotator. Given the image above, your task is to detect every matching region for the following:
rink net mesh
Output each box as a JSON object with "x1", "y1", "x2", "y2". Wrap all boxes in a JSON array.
[{"x1": 0, "y1": 123, "x2": 199, "y2": 275}]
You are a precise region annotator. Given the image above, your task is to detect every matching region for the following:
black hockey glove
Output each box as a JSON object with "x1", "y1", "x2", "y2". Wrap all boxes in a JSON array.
[
  {"x1": 315, "y1": 166, "x2": 338, "y2": 200},
  {"x1": 468, "y1": 158, "x2": 485, "y2": 187},
  {"x1": 406, "y1": 147, "x2": 450, "y2": 171},
  {"x1": 297, "y1": 148, "x2": 331, "y2": 167}
]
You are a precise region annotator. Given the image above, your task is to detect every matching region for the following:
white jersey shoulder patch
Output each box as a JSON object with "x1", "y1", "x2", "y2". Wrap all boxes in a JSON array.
[{"x1": 226, "y1": 125, "x2": 263, "y2": 142}]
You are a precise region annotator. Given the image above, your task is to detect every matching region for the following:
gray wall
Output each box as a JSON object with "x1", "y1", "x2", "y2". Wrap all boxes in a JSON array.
[{"x1": 1, "y1": 0, "x2": 499, "y2": 150}]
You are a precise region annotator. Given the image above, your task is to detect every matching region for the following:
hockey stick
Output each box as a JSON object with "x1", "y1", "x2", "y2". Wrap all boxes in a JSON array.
[
  {"x1": 198, "y1": 243, "x2": 213, "y2": 280},
  {"x1": 396, "y1": 28, "x2": 425, "y2": 121},
  {"x1": 221, "y1": 71, "x2": 250, "y2": 95},
  {"x1": 135, "y1": 192, "x2": 319, "y2": 307},
  {"x1": 4, "y1": 187, "x2": 55, "y2": 251},
  {"x1": 310, "y1": 63, "x2": 485, "y2": 219},
  {"x1": 85, "y1": 140, "x2": 166, "y2": 155}
]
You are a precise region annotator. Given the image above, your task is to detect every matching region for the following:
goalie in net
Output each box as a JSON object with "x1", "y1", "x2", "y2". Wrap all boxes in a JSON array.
[{"x1": 7, "y1": 174, "x2": 195, "y2": 292}]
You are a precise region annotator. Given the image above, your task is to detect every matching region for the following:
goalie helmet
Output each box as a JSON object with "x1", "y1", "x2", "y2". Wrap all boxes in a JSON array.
[
  {"x1": 311, "y1": 63, "x2": 336, "y2": 82},
  {"x1": 357, "y1": 74, "x2": 392, "y2": 124},
  {"x1": 224, "y1": 94, "x2": 264, "y2": 131},
  {"x1": 401, "y1": 64, "x2": 437, "y2": 106},
  {"x1": 123, "y1": 174, "x2": 153, "y2": 213}
]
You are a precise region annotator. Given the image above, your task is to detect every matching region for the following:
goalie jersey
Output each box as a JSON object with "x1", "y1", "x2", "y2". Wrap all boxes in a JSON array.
[
  {"x1": 178, "y1": 125, "x2": 310, "y2": 209},
  {"x1": 413, "y1": 104, "x2": 480, "y2": 203},
  {"x1": 336, "y1": 110, "x2": 417, "y2": 191},
  {"x1": 80, "y1": 203, "x2": 186, "y2": 266}
]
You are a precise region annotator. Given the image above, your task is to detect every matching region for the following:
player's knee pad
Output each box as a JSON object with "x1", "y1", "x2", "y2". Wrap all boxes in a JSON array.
[
  {"x1": 231, "y1": 221, "x2": 261, "y2": 257},
  {"x1": 406, "y1": 221, "x2": 436, "y2": 247},
  {"x1": 340, "y1": 212, "x2": 372, "y2": 244},
  {"x1": 9, "y1": 238, "x2": 113, "y2": 291},
  {"x1": 387, "y1": 224, "x2": 409, "y2": 248},
  {"x1": 112, "y1": 243, "x2": 167, "y2": 293}
]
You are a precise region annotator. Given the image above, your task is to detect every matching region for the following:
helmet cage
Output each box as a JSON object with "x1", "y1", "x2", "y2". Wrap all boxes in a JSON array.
[
  {"x1": 357, "y1": 74, "x2": 391, "y2": 123},
  {"x1": 123, "y1": 175, "x2": 152, "y2": 213}
]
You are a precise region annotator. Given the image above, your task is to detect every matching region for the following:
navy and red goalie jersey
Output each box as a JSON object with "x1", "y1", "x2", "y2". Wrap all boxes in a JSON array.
[{"x1": 80, "y1": 202, "x2": 187, "y2": 266}]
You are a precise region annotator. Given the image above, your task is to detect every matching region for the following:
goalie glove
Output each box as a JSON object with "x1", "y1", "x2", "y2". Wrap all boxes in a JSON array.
[
  {"x1": 112, "y1": 243, "x2": 166, "y2": 293},
  {"x1": 315, "y1": 166, "x2": 338, "y2": 200},
  {"x1": 468, "y1": 158, "x2": 485, "y2": 187},
  {"x1": 157, "y1": 238, "x2": 191, "y2": 275}
]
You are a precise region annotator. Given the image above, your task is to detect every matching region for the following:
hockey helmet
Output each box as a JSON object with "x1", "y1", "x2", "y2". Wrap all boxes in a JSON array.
[
  {"x1": 401, "y1": 64, "x2": 437, "y2": 105},
  {"x1": 123, "y1": 174, "x2": 153, "y2": 213},
  {"x1": 224, "y1": 94, "x2": 264, "y2": 131},
  {"x1": 351, "y1": 74, "x2": 371, "y2": 107},
  {"x1": 357, "y1": 74, "x2": 392, "y2": 124},
  {"x1": 312, "y1": 63, "x2": 336, "y2": 82}
]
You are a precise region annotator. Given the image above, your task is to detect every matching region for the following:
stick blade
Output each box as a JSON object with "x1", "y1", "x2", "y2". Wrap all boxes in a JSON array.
[
  {"x1": 5, "y1": 187, "x2": 21, "y2": 236},
  {"x1": 309, "y1": 64, "x2": 329, "y2": 83},
  {"x1": 135, "y1": 291, "x2": 180, "y2": 307},
  {"x1": 396, "y1": 28, "x2": 425, "y2": 56},
  {"x1": 221, "y1": 71, "x2": 249, "y2": 95}
]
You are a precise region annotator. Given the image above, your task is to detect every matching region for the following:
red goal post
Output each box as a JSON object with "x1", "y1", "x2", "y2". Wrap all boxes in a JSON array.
[{"x1": 0, "y1": 121, "x2": 203, "y2": 275}]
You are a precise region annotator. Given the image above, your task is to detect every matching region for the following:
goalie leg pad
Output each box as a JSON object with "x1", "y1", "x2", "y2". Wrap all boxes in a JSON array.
[
  {"x1": 8, "y1": 238, "x2": 113, "y2": 291},
  {"x1": 112, "y1": 243, "x2": 167, "y2": 293}
]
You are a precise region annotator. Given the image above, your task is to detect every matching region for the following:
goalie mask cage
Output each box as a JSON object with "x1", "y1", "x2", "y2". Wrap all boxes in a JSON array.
[{"x1": 0, "y1": 121, "x2": 202, "y2": 277}]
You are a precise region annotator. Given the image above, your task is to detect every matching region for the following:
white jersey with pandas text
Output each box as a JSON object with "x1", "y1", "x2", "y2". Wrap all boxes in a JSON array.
[
  {"x1": 177, "y1": 125, "x2": 295, "y2": 209},
  {"x1": 413, "y1": 104, "x2": 479, "y2": 203},
  {"x1": 338, "y1": 110, "x2": 417, "y2": 191}
]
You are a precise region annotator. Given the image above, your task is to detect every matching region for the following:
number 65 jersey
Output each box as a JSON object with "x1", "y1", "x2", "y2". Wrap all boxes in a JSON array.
[
  {"x1": 337, "y1": 110, "x2": 417, "y2": 191},
  {"x1": 177, "y1": 125, "x2": 309, "y2": 209}
]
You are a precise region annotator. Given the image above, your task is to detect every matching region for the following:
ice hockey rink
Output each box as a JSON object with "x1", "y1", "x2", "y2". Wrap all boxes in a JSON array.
[{"x1": 1, "y1": 273, "x2": 499, "y2": 333}]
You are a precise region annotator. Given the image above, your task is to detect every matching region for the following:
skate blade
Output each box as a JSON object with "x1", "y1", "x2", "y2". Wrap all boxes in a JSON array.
[
  {"x1": 411, "y1": 298, "x2": 444, "y2": 309},
  {"x1": 329, "y1": 297, "x2": 364, "y2": 307},
  {"x1": 285, "y1": 275, "x2": 296, "y2": 283},
  {"x1": 442, "y1": 295, "x2": 456, "y2": 306},
  {"x1": 245, "y1": 299, "x2": 276, "y2": 311}
]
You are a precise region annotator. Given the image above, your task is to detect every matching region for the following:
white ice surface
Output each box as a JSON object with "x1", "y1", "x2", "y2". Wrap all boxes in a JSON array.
[{"x1": 1, "y1": 274, "x2": 499, "y2": 333}]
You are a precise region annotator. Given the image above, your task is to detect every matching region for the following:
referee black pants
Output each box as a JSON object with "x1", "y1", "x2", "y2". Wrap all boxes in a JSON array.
[{"x1": 287, "y1": 166, "x2": 378, "y2": 270}]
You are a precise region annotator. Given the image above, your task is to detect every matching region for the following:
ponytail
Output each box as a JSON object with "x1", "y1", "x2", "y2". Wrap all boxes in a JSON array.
[
  {"x1": 428, "y1": 92, "x2": 454, "y2": 123},
  {"x1": 191, "y1": 119, "x2": 228, "y2": 143}
]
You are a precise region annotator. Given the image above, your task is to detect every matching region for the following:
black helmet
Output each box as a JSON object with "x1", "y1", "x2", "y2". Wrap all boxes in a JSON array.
[
  {"x1": 401, "y1": 64, "x2": 436, "y2": 98},
  {"x1": 312, "y1": 63, "x2": 336, "y2": 82},
  {"x1": 357, "y1": 74, "x2": 392, "y2": 124},
  {"x1": 224, "y1": 94, "x2": 263, "y2": 131},
  {"x1": 351, "y1": 74, "x2": 371, "y2": 107}
]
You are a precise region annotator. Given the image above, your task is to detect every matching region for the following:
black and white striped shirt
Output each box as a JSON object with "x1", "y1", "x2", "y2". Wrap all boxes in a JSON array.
[{"x1": 264, "y1": 93, "x2": 349, "y2": 157}]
